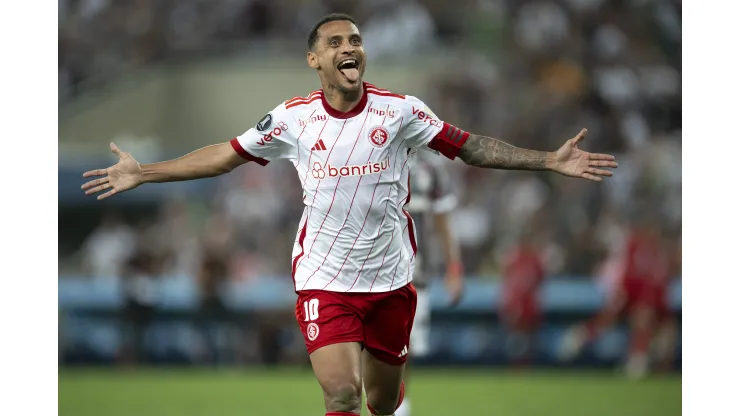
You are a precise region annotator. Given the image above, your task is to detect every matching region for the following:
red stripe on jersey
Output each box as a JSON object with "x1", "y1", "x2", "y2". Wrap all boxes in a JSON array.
[
  {"x1": 366, "y1": 89, "x2": 405, "y2": 99},
  {"x1": 230, "y1": 138, "x2": 269, "y2": 166},
  {"x1": 402, "y1": 209, "x2": 417, "y2": 255},
  {"x1": 294, "y1": 119, "x2": 347, "y2": 271},
  {"x1": 402, "y1": 167, "x2": 417, "y2": 255},
  {"x1": 295, "y1": 109, "x2": 317, "y2": 167},
  {"x1": 285, "y1": 90, "x2": 321, "y2": 105},
  {"x1": 300, "y1": 117, "x2": 334, "y2": 189},
  {"x1": 365, "y1": 83, "x2": 398, "y2": 94},
  {"x1": 348, "y1": 116, "x2": 406, "y2": 292},
  {"x1": 367, "y1": 154, "x2": 411, "y2": 291},
  {"x1": 322, "y1": 105, "x2": 394, "y2": 290},
  {"x1": 286, "y1": 95, "x2": 322, "y2": 109},
  {"x1": 322, "y1": 166, "x2": 385, "y2": 291},
  {"x1": 291, "y1": 221, "x2": 309, "y2": 284},
  {"x1": 428, "y1": 122, "x2": 470, "y2": 160},
  {"x1": 300, "y1": 105, "x2": 374, "y2": 290}
]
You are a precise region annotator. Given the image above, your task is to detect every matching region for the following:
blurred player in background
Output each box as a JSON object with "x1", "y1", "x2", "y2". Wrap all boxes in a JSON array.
[
  {"x1": 397, "y1": 151, "x2": 463, "y2": 416},
  {"x1": 499, "y1": 230, "x2": 545, "y2": 367},
  {"x1": 82, "y1": 13, "x2": 617, "y2": 416},
  {"x1": 196, "y1": 213, "x2": 234, "y2": 365},
  {"x1": 120, "y1": 234, "x2": 162, "y2": 365},
  {"x1": 560, "y1": 217, "x2": 675, "y2": 378}
]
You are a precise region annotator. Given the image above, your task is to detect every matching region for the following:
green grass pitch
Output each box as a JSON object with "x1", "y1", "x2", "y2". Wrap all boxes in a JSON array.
[{"x1": 59, "y1": 367, "x2": 680, "y2": 416}]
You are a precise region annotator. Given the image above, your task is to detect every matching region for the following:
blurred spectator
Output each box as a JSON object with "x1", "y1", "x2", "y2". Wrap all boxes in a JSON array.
[
  {"x1": 120, "y1": 233, "x2": 164, "y2": 365},
  {"x1": 360, "y1": 0, "x2": 436, "y2": 60},
  {"x1": 80, "y1": 210, "x2": 135, "y2": 279},
  {"x1": 196, "y1": 212, "x2": 236, "y2": 365}
]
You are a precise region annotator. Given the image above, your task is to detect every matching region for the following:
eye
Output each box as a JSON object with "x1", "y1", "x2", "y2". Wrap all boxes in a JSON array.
[
  {"x1": 351, "y1": 38, "x2": 362, "y2": 46},
  {"x1": 330, "y1": 40, "x2": 339, "y2": 47}
]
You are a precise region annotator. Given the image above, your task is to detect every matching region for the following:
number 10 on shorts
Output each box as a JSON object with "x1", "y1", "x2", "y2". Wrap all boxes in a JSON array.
[{"x1": 303, "y1": 299, "x2": 319, "y2": 322}]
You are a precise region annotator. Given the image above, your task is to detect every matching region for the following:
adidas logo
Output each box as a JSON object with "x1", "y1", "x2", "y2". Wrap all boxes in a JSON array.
[
  {"x1": 398, "y1": 345, "x2": 408, "y2": 358},
  {"x1": 311, "y1": 139, "x2": 327, "y2": 151}
]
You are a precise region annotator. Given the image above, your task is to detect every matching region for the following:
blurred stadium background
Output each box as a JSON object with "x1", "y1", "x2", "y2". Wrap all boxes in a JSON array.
[{"x1": 58, "y1": 0, "x2": 681, "y2": 415}]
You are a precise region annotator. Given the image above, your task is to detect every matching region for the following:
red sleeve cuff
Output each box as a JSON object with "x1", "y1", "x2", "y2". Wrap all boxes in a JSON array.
[
  {"x1": 427, "y1": 122, "x2": 470, "y2": 160},
  {"x1": 230, "y1": 138, "x2": 269, "y2": 166}
]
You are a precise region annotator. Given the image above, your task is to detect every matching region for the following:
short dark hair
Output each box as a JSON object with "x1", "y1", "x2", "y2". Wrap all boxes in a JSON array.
[{"x1": 308, "y1": 13, "x2": 357, "y2": 50}]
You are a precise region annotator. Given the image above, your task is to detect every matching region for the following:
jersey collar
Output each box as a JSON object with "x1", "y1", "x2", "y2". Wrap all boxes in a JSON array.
[{"x1": 321, "y1": 82, "x2": 369, "y2": 119}]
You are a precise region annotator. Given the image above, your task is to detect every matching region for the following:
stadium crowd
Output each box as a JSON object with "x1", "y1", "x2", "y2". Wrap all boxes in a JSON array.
[{"x1": 62, "y1": 0, "x2": 681, "y2": 286}]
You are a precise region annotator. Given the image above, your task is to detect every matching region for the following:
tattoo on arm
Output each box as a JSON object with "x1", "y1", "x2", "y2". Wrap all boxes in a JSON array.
[{"x1": 458, "y1": 134, "x2": 549, "y2": 170}]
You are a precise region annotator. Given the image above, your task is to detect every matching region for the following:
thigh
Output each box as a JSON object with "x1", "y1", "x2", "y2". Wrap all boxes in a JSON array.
[
  {"x1": 363, "y1": 283, "x2": 418, "y2": 365},
  {"x1": 295, "y1": 290, "x2": 365, "y2": 355},
  {"x1": 311, "y1": 342, "x2": 364, "y2": 413}
]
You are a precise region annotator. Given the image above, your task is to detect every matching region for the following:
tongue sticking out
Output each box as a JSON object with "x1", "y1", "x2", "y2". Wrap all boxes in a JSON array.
[{"x1": 340, "y1": 68, "x2": 360, "y2": 82}]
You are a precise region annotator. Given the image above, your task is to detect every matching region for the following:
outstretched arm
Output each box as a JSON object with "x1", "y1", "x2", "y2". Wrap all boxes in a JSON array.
[
  {"x1": 82, "y1": 141, "x2": 247, "y2": 200},
  {"x1": 457, "y1": 129, "x2": 617, "y2": 182},
  {"x1": 458, "y1": 134, "x2": 551, "y2": 171}
]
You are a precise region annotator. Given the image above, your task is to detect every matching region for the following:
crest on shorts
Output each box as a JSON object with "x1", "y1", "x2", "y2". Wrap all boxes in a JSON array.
[
  {"x1": 256, "y1": 113, "x2": 273, "y2": 131},
  {"x1": 307, "y1": 322, "x2": 320, "y2": 341},
  {"x1": 368, "y1": 126, "x2": 390, "y2": 148}
]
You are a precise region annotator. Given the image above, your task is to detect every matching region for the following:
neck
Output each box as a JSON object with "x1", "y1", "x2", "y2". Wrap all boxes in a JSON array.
[{"x1": 322, "y1": 83, "x2": 364, "y2": 113}]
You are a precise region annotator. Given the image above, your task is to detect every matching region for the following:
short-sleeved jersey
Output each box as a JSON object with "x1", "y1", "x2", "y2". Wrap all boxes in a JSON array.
[
  {"x1": 405, "y1": 151, "x2": 458, "y2": 286},
  {"x1": 230, "y1": 82, "x2": 468, "y2": 292}
]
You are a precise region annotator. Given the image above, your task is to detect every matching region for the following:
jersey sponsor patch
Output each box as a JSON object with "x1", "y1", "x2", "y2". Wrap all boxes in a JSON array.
[
  {"x1": 256, "y1": 113, "x2": 273, "y2": 131},
  {"x1": 368, "y1": 126, "x2": 390, "y2": 148}
]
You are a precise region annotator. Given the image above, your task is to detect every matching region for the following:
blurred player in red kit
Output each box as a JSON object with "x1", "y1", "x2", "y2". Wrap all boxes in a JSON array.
[
  {"x1": 82, "y1": 13, "x2": 617, "y2": 416},
  {"x1": 560, "y1": 218, "x2": 675, "y2": 378},
  {"x1": 499, "y1": 230, "x2": 545, "y2": 366}
]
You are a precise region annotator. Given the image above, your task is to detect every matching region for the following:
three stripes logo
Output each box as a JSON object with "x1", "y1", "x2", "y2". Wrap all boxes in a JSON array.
[
  {"x1": 398, "y1": 345, "x2": 408, "y2": 358},
  {"x1": 311, "y1": 139, "x2": 327, "y2": 151},
  {"x1": 444, "y1": 125, "x2": 466, "y2": 145}
]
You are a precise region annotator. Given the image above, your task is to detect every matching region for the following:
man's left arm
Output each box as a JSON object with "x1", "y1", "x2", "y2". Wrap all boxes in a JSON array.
[
  {"x1": 399, "y1": 96, "x2": 617, "y2": 181},
  {"x1": 455, "y1": 129, "x2": 617, "y2": 182},
  {"x1": 457, "y1": 134, "x2": 552, "y2": 171}
]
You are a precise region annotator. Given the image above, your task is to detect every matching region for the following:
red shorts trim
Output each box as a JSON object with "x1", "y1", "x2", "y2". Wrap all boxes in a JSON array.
[{"x1": 295, "y1": 284, "x2": 417, "y2": 366}]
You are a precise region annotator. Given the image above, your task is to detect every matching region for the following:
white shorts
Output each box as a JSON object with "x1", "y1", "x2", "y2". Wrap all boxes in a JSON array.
[{"x1": 410, "y1": 288, "x2": 431, "y2": 357}]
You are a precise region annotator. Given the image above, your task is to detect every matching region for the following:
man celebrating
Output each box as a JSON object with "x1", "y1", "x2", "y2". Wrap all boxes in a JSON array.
[{"x1": 82, "y1": 13, "x2": 617, "y2": 416}]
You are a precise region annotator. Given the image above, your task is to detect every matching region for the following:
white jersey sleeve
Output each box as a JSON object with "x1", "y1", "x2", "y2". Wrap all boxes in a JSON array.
[
  {"x1": 401, "y1": 96, "x2": 445, "y2": 150},
  {"x1": 230, "y1": 103, "x2": 297, "y2": 165}
]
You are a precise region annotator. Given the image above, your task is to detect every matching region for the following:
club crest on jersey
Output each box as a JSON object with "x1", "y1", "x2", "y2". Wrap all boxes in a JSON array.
[
  {"x1": 256, "y1": 113, "x2": 273, "y2": 131},
  {"x1": 368, "y1": 126, "x2": 390, "y2": 148},
  {"x1": 307, "y1": 323, "x2": 319, "y2": 341}
]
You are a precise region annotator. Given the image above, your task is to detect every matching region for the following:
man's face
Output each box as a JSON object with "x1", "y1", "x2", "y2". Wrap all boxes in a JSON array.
[{"x1": 308, "y1": 20, "x2": 366, "y2": 93}]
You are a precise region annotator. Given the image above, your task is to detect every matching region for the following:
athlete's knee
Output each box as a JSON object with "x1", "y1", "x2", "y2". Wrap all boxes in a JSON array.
[
  {"x1": 366, "y1": 381, "x2": 404, "y2": 415},
  {"x1": 325, "y1": 381, "x2": 362, "y2": 413},
  {"x1": 366, "y1": 397, "x2": 399, "y2": 415}
]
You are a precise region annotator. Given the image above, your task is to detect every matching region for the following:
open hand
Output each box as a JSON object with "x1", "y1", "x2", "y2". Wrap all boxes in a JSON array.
[
  {"x1": 81, "y1": 143, "x2": 143, "y2": 200},
  {"x1": 551, "y1": 129, "x2": 618, "y2": 182}
]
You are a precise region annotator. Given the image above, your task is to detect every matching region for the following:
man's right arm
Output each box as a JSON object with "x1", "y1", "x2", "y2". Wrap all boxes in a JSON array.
[
  {"x1": 83, "y1": 104, "x2": 296, "y2": 200},
  {"x1": 140, "y1": 142, "x2": 247, "y2": 183},
  {"x1": 82, "y1": 141, "x2": 249, "y2": 200}
]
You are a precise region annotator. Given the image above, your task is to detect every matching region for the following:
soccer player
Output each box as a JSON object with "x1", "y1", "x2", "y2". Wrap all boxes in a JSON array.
[
  {"x1": 559, "y1": 220, "x2": 671, "y2": 378},
  {"x1": 397, "y1": 151, "x2": 463, "y2": 416},
  {"x1": 81, "y1": 13, "x2": 617, "y2": 416},
  {"x1": 499, "y1": 230, "x2": 545, "y2": 367}
]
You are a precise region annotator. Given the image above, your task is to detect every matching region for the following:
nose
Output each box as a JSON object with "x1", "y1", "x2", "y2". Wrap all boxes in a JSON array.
[{"x1": 341, "y1": 41, "x2": 355, "y2": 55}]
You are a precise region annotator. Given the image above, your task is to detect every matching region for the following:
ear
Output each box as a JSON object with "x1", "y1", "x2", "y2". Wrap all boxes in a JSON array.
[{"x1": 307, "y1": 51, "x2": 320, "y2": 70}]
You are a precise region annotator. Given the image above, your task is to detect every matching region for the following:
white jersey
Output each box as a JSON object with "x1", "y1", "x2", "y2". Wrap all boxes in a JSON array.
[{"x1": 230, "y1": 83, "x2": 465, "y2": 293}]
